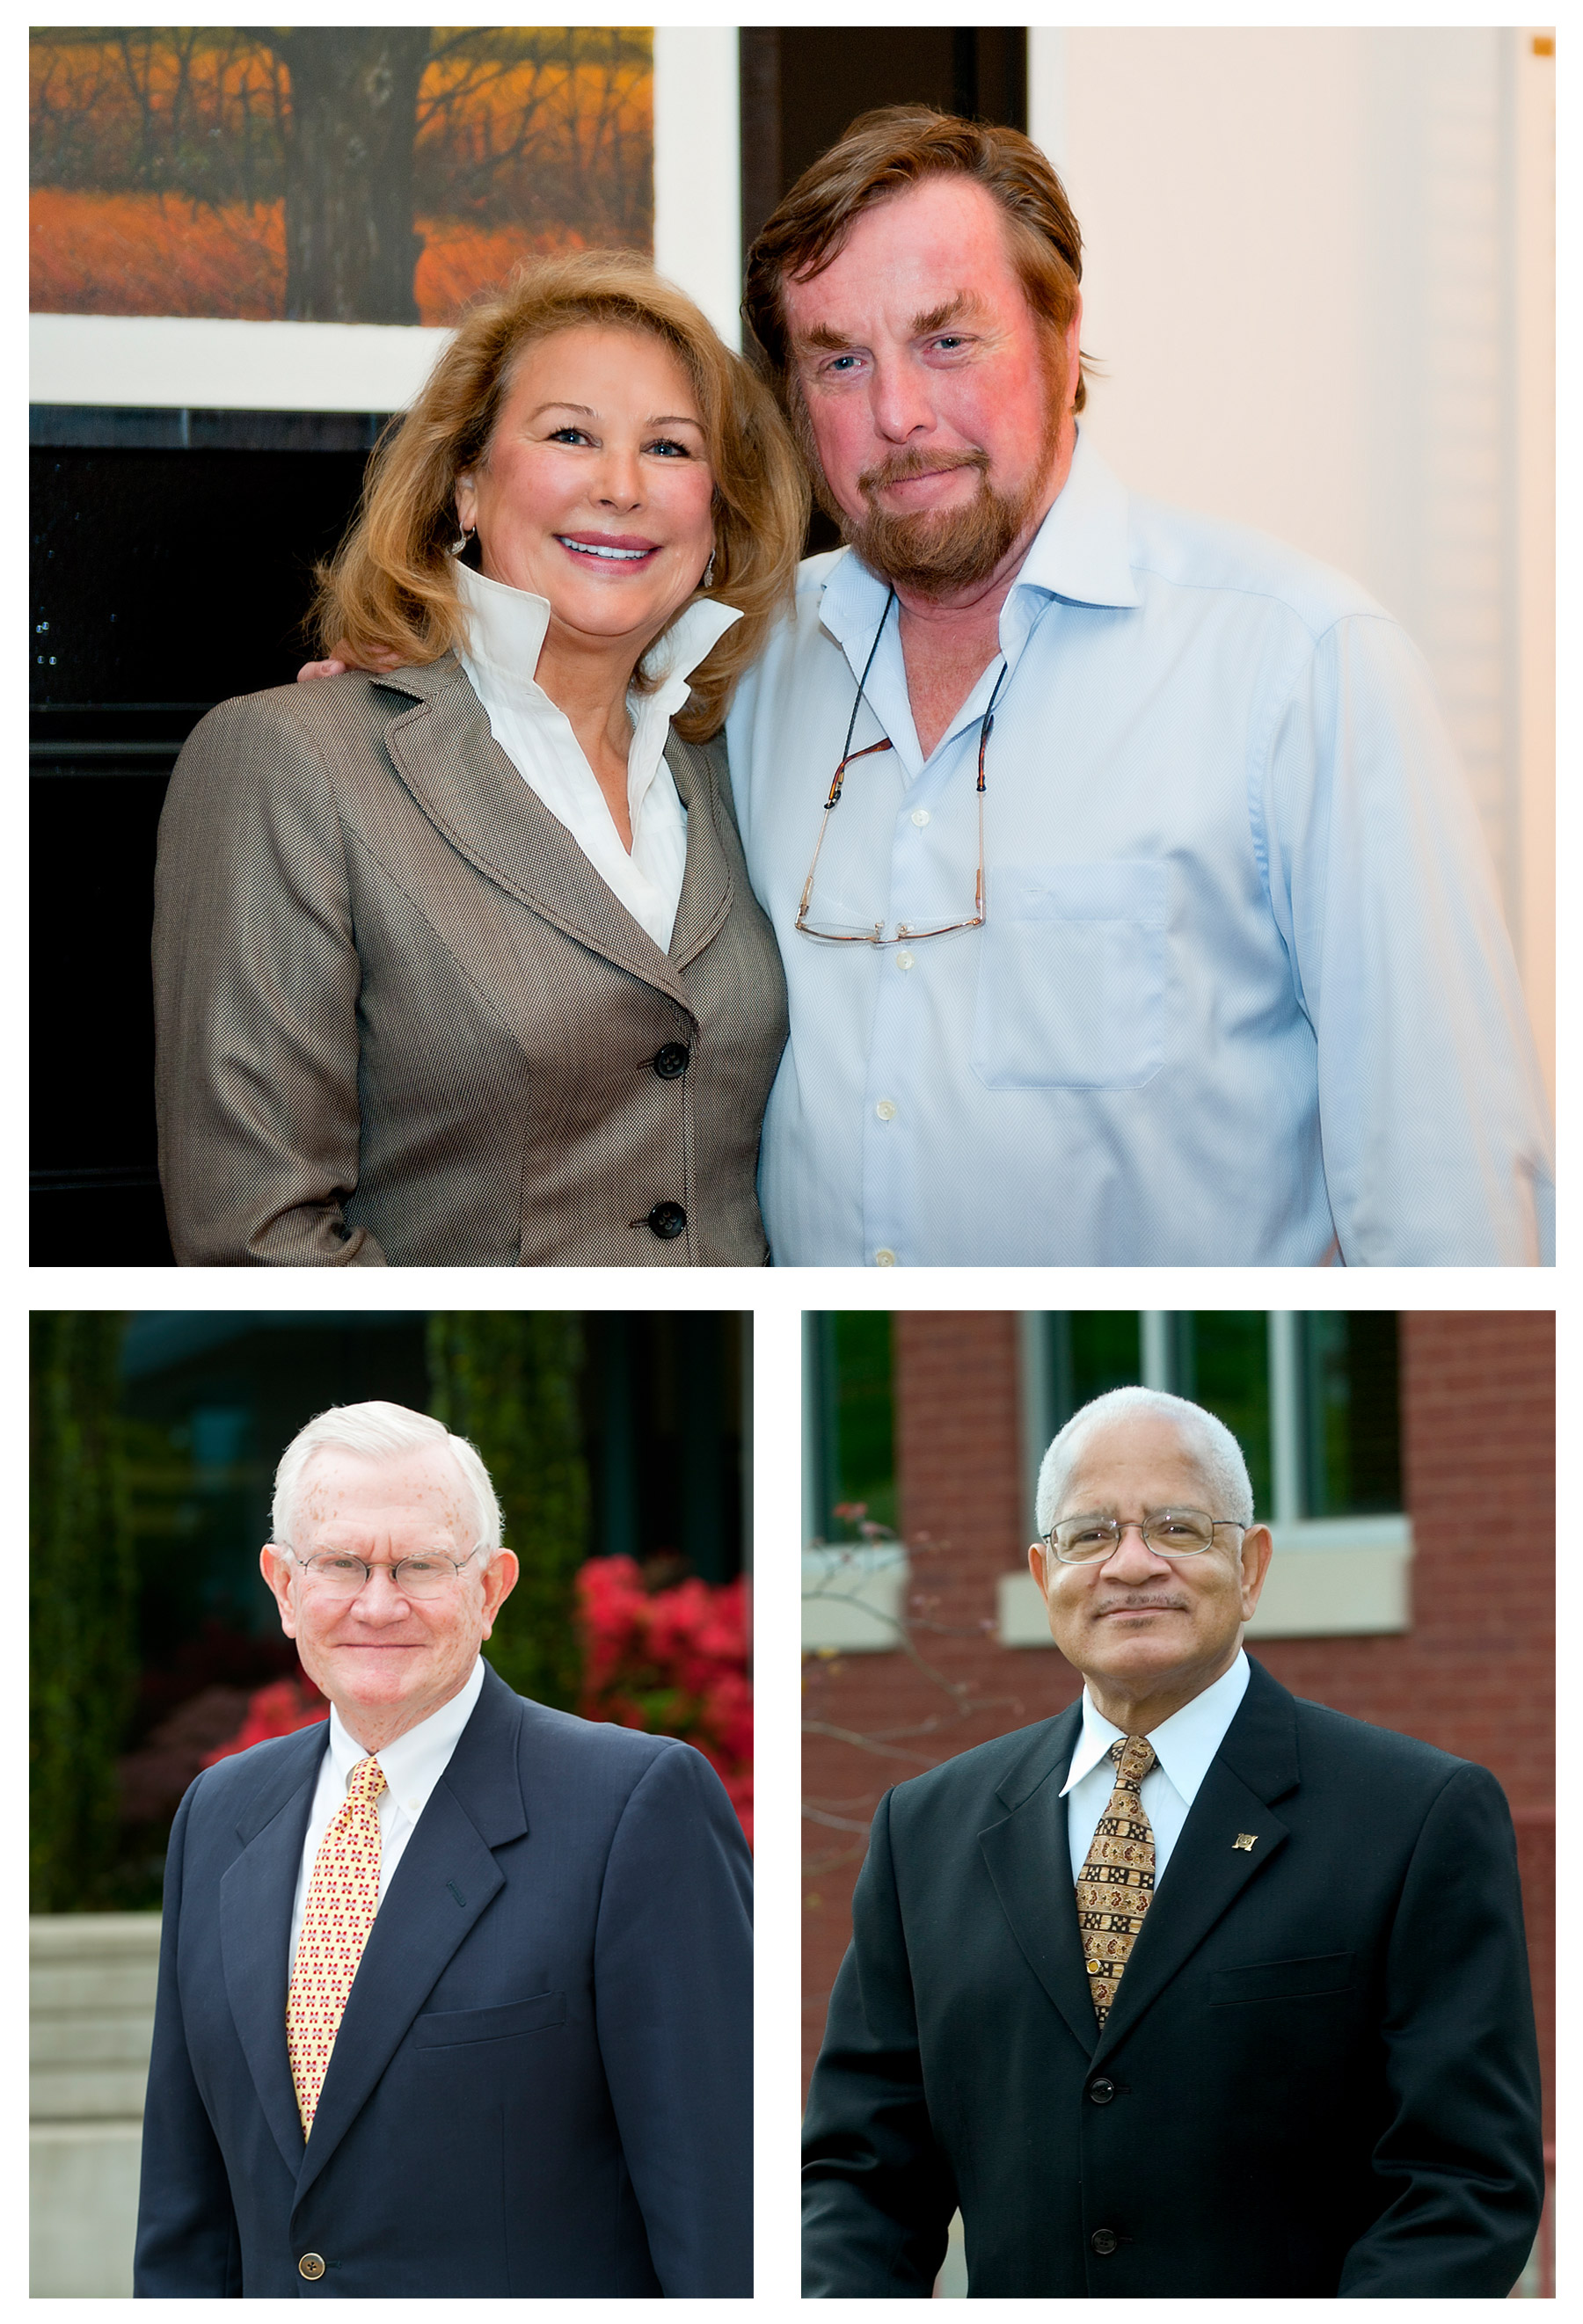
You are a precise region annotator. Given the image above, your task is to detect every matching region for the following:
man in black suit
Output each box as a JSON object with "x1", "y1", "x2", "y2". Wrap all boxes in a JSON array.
[
  {"x1": 135, "y1": 1399, "x2": 751, "y2": 2296},
  {"x1": 802, "y1": 1384, "x2": 1543, "y2": 2297}
]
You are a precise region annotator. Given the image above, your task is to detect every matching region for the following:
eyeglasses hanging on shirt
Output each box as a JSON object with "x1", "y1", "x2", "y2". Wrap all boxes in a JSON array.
[{"x1": 794, "y1": 587, "x2": 1009, "y2": 945}]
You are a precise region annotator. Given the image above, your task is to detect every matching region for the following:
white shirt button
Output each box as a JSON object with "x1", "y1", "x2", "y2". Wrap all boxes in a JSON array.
[
  {"x1": 897, "y1": 951, "x2": 916, "y2": 971},
  {"x1": 875, "y1": 1098, "x2": 897, "y2": 1121},
  {"x1": 910, "y1": 807, "x2": 930, "y2": 827},
  {"x1": 874, "y1": 1248, "x2": 897, "y2": 1266}
]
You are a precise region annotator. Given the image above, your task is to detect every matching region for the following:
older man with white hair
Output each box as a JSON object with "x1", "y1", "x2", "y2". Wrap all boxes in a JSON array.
[
  {"x1": 803, "y1": 1385, "x2": 1543, "y2": 2299},
  {"x1": 135, "y1": 1400, "x2": 751, "y2": 2298}
]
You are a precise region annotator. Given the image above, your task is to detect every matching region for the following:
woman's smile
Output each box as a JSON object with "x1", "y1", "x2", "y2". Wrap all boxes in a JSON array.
[{"x1": 455, "y1": 324, "x2": 716, "y2": 656}]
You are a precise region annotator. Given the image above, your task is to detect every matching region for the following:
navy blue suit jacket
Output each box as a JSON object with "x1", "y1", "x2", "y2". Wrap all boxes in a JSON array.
[
  {"x1": 803, "y1": 1657, "x2": 1543, "y2": 2298},
  {"x1": 135, "y1": 1663, "x2": 752, "y2": 2296}
]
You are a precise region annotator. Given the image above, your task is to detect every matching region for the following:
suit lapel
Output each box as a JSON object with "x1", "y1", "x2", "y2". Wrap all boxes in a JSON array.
[
  {"x1": 664, "y1": 732, "x2": 733, "y2": 971},
  {"x1": 293, "y1": 1667, "x2": 528, "y2": 2202},
  {"x1": 218, "y1": 1722, "x2": 329, "y2": 2175},
  {"x1": 373, "y1": 659, "x2": 694, "y2": 1008},
  {"x1": 978, "y1": 1704, "x2": 1100, "y2": 2058},
  {"x1": 1093, "y1": 1658, "x2": 1300, "y2": 2058}
]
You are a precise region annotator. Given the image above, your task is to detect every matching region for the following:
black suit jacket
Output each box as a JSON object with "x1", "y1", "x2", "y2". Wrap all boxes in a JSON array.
[
  {"x1": 802, "y1": 1657, "x2": 1542, "y2": 2297},
  {"x1": 135, "y1": 1664, "x2": 752, "y2": 2296}
]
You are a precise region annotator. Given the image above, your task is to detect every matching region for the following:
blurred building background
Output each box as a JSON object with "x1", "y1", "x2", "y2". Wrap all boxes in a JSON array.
[
  {"x1": 31, "y1": 1308, "x2": 749, "y2": 2296},
  {"x1": 803, "y1": 1309, "x2": 1553, "y2": 2296},
  {"x1": 32, "y1": 26, "x2": 1552, "y2": 1260}
]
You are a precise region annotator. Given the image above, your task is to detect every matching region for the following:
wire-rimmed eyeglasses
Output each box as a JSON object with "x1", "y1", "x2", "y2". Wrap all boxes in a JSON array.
[
  {"x1": 795, "y1": 588, "x2": 1008, "y2": 946},
  {"x1": 271, "y1": 1542, "x2": 488, "y2": 1599},
  {"x1": 1042, "y1": 1511, "x2": 1247, "y2": 1565}
]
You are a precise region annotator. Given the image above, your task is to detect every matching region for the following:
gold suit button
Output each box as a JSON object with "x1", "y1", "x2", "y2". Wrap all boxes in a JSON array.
[{"x1": 299, "y1": 2253, "x2": 326, "y2": 2280}]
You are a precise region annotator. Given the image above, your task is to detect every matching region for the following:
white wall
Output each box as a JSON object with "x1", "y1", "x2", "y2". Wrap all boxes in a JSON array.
[
  {"x1": 653, "y1": 25, "x2": 742, "y2": 350},
  {"x1": 1031, "y1": 27, "x2": 1554, "y2": 1099}
]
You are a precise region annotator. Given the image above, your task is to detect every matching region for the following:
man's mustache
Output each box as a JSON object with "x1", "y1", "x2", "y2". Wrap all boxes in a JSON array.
[
  {"x1": 1092, "y1": 1595, "x2": 1190, "y2": 1615},
  {"x1": 857, "y1": 448, "x2": 991, "y2": 498}
]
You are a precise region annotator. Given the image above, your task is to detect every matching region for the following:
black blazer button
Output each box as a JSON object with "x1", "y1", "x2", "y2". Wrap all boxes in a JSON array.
[
  {"x1": 646, "y1": 1201, "x2": 686, "y2": 1240},
  {"x1": 653, "y1": 1042, "x2": 690, "y2": 1080},
  {"x1": 1090, "y1": 2229, "x2": 1119, "y2": 2256},
  {"x1": 1087, "y1": 2077, "x2": 1116, "y2": 2104},
  {"x1": 298, "y1": 2253, "x2": 326, "y2": 2279}
]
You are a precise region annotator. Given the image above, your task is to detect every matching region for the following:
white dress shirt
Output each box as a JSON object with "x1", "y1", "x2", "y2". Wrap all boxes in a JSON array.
[
  {"x1": 456, "y1": 559, "x2": 741, "y2": 951},
  {"x1": 1061, "y1": 1649, "x2": 1251, "y2": 1888},
  {"x1": 726, "y1": 429, "x2": 1554, "y2": 1265},
  {"x1": 288, "y1": 1656, "x2": 485, "y2": 1974}
]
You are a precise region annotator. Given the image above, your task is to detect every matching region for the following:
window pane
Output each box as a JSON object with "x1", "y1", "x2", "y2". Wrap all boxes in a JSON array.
[
  {"x1": 1182, "y1": 1314, "x2": 1272, "y2": 1518},
  {"x1": 828, "y1": 1313, "x2": 896, "y2": 1534},
  {"x1": 1068, "y1": 1313, "x2": 1142, "y2": 1410},
  {"x1": 1302, "y1": 1314, "x2": 1401, "y2": 1515}
]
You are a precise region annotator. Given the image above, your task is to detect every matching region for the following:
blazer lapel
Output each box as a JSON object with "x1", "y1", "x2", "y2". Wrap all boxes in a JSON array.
[
  {"x1": 664, "y1": 732, "x2": 733, "y2": 971},
  {"x1": 978, "y1": 1704, "x2": 1100, "y2": 2059},
  {"x1": 1093, "y1": 1659, "x2": 1300, "y2": 2058},
  {"x1": 372, "y1": 659, "x2": 693, "y2": 1009},
  {"x1": 218, "y1": 1722, "x2": 330, "y2": 2175},
  {"x1": 293, "y1": 1667, "x2": 528, "y2": 2202}
]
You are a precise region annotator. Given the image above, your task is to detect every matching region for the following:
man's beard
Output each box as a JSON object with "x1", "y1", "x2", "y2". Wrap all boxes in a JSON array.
[{"x1": 799, "y1": 353, "x2": 1067, "y2": 601}]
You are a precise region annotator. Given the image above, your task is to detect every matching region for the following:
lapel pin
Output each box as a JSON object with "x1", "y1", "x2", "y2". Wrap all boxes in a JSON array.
[{"x1": 1233, "y1": 1832, "x2": 1257, "y2": 1852}]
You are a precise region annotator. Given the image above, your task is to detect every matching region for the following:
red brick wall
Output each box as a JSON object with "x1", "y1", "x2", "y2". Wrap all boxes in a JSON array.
[{"x1": 802, "y1": 1309, "x2": 1554, "y2": 2141}]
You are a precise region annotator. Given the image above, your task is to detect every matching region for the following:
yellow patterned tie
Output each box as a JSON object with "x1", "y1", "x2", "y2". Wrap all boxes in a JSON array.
[
  {"x1": 1076, "y1": 1735, "x2": 1157, "y2": 2027},
  {"x1": 286, "y1": 1754, "x2": 387, "y2": 2136}
]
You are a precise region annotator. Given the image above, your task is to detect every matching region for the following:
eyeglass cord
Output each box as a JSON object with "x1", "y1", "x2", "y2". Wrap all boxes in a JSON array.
[{"x1": 832, "y1": 587, "x2": 1010, "y2": 812}]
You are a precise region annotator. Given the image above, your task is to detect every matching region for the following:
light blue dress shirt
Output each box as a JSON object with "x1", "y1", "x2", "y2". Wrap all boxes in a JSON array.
[
  {"x1": 726, "y1": 431, "x2": 1554, "y2": 1265},
  {"x1": 1061, "y1": 1649, "x2": 1251, "y2": 1888}
]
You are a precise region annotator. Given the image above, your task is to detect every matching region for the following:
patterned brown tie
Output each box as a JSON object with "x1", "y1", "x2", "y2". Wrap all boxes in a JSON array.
[
  {"x1": 286, "y1": 1754, "x2": 386, "y2": 2136},
  {"x1": 1076, "y1": 1734, "x2": 1157, "y2": 2027}
]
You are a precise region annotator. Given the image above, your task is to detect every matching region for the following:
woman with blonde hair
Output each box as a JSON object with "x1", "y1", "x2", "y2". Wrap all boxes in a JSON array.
[{"x1": 153, "y1": 251, "x2": 807, "y2": 1265}]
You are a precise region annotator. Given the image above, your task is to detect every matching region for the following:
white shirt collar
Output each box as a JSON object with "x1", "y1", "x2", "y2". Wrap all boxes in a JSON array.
[
  {"x1": 1060, "y1": 1648, "x2": 1251, "y2": 1801},
  {"x1": 817, "y1": 424, "x2": 1141, "y2": 665},
  {"x1": 325, "y1": 1653, "x2": 486, "y2": 1814},
  {"x1": 454, "y1": 557, "x2": 741, "y2": 719},
  {"x1": 451, "y1": 561, "x2": 740, "y2": 950}
]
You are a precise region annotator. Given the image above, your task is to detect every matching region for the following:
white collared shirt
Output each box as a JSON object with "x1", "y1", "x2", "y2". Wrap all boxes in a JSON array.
[
  {"x1": 726, "y1": 429, "x2": 1553, "y2": 1265},
  {"x1": 455, "y1": 559, "x2": 741, "y2": 951},
  {"x1": 288, "y1": 1655, "x2": 486, "y2": 1973},
  {"x1": 1061, "y1": 1649, "x2": 1251, "y2": 1889}
]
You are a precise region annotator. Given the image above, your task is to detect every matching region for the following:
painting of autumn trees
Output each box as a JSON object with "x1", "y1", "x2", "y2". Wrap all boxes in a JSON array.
[{"x1": 31, "y1": 27, "x2": 653, "y2": 325}]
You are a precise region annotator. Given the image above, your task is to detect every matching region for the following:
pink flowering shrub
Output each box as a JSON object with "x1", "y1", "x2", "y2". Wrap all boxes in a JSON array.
[
  {"x1": 577, "y1": 1557, "x2": 753, "y2": 1846},
  {"x1": 203, "y1": 1672, "x2": 325, "y2": 1765}
]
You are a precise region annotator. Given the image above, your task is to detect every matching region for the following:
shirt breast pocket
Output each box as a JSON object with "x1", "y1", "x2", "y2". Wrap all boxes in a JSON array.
[{"x1": 971, "y1": 862, "x2": 1168, "y2": 1090}]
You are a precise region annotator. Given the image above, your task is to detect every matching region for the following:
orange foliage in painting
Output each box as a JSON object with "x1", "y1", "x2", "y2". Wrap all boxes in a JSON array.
[
  {"x1": 32, "y1": 33, "x2": 652, "y2": 323},
  {"x1": 416, "y1": 221, "x2": 587, "y2": 325},
  {"x1": 32, "y1": 188, "x2": 284, "y2": 318},
  {"x1": 33, "y1": 187, "x2": 595, "y2": 324}
]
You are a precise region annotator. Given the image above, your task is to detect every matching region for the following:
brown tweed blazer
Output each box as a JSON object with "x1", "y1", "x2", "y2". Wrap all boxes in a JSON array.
[{"x1": 152, "y1": 654, "x2": 788, "y2": 1265}]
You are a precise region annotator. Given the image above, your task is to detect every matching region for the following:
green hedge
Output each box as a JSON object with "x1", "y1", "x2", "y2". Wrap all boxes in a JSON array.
[
  {"x1": 31, "y1": 1314, "x2": 138, "y2": 1912},
  {"x1": 427, "y1": 1314, "x2": 589, "y2": 1710}
]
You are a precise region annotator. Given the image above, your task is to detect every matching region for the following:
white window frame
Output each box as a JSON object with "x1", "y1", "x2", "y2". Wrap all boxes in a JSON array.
[
  {"x1": 1003, "y1": 1312, "x2": 1411, "y2": 1644},
  {"x1": 801, "y1": 1312, "x2": 912, "y2": 1654}
]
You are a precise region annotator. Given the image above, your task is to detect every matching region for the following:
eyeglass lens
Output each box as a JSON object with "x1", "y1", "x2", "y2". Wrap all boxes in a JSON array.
[
  {"x1": 296, "y1": 1554, "x2": 463, "y2": 1599},
  {"x1": 1052, "y1": 1512, "x2": 1220, "y2": 1561}
]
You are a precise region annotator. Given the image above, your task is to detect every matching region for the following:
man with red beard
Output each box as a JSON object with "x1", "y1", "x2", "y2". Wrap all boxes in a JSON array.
[{"x1": 728, "y1": 106, "x2": 1552, "y2": 1266}]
